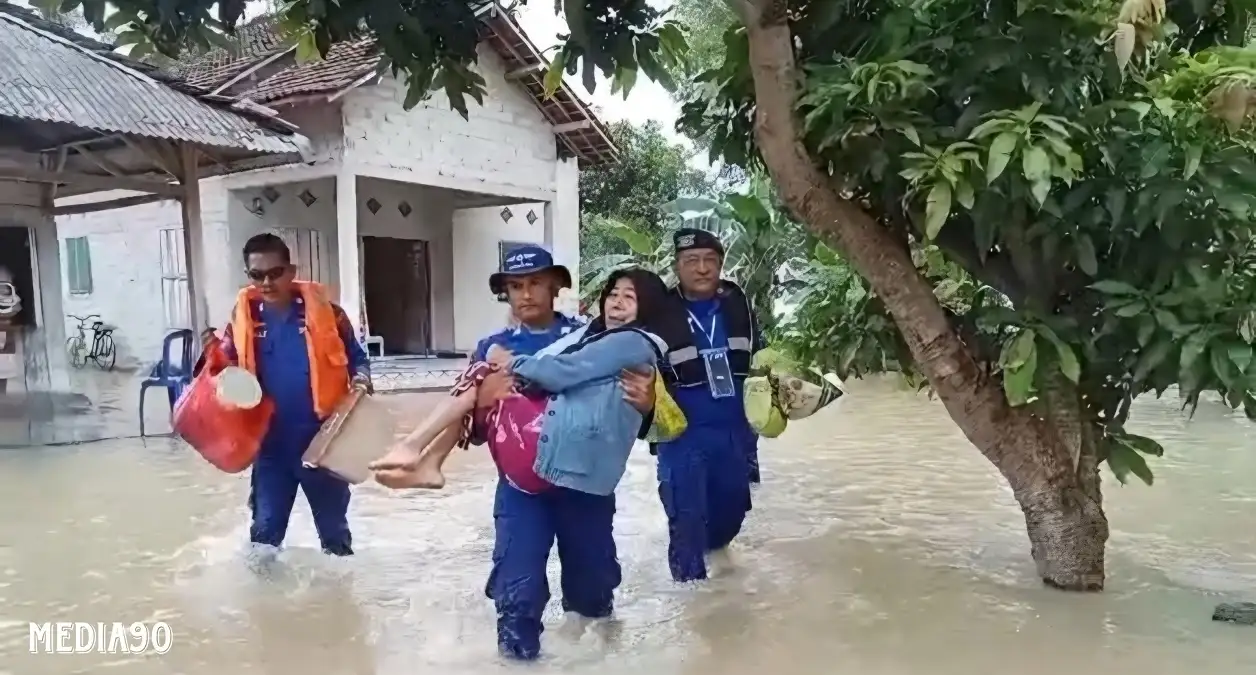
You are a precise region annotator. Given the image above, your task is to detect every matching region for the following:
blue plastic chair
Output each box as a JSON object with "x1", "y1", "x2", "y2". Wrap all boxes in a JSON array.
[{"x1": 139, "y1": 329, "x2": 195, "y2": 437}]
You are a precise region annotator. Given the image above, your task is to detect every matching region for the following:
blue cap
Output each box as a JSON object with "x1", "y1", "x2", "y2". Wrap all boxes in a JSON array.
[{"x1": 489, "y1": 244, "x2": 572, "y2": 294}]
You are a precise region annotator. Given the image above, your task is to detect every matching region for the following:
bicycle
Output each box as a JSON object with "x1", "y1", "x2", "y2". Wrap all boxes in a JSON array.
[{"x1": 66, "y1": 314, "x2": 117, "y2": 371}]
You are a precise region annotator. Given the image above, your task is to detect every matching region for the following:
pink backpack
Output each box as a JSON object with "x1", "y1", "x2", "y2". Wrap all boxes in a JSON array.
[{"x1": 485, "y1": 393, "x2": 553, "y2": 494}]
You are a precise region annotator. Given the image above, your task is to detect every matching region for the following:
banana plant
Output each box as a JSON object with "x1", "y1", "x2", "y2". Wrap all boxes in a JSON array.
[
  {"x1": 579, "y1": 177, "x2": 805, "y2": 327},
  {"x1": 664, "y1": 179, "x2": 807, "y2": 330}
]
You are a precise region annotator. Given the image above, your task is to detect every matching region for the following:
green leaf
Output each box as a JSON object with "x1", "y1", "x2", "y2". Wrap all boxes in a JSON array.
[
  {"x1": 612, "y1": 65, "x2": 637, "y2": 99},
  {"x1": 1091, "y1": 280, "x2": 1140, "y2": 295},
  {"x1": 1114, "y1": 301, "x2": 1146, "y2": 317},
  {"x1": 543, "y1": 50, "x2": 568, "y2": 98},
  {"x1": 1228, "y1": 343, "x2": 1254, "y2": 374},
  {"x1": 1022, "y1": 144, "x2": 1051, "y2": 183},
  {"x1": 724, "y1": 193, "x2": 771, "y2": 223},
  {"x1": 1003, "y1": 356, "x2": 1038, "y2": 406},
  {"x1": 295, "y1": 29, "x2": 320, "y2": 64},
  {"x1": 1184, "y1": 144, "x2": 1203, "y2": 180},
  {"x1": 1075, "y1": 235, "x2": 1098, "y2": 276},
  {"x1": 1114, "y1": 432, "x2": 1165, "y2": 457},
  {"x1": 1133, "y1": 337, "x2": 1175, "y2": 382},
  {"x1": 1000, "y1": 329, "x2": 1038, "y2": 371},
  {"x1": 1107, "y1": 439, "x2": 1154, "y2": 486},
  {"x1": 609, "y1": 222, "x2": 656, "y2": 256},
  {"x1": 1179, "y1": 329, "x2": 1212, "y2": 375},
  {"x1": 986, "y1": 131, "x2": 1019, "y2": 184},
  {"x1": 1045, "y1": 334, "x2": 1081, "y2": 383},
  {"x1": 925, "y1": 181, "x2": 953, "y2": 239},
  {"x1": 954, "y1": 179, "x2": 975, "y2": 210},
  {"x1": 1210, "y1": 344, "x2": 1238, "y2": 387}
]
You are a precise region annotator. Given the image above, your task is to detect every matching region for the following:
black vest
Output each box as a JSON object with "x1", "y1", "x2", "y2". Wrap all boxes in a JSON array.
[
  {"x1": 657, "y1": 280, "x2": 760, "y2": 389},
  {"x1": 559, "y1": 322, "x2": 666, "y2": 363}
]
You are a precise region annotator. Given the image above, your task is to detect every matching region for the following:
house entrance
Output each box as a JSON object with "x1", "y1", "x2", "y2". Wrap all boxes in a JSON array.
[
  {"x1": 361, "y1": 236, "x2": 432, "y2": 356},
  {"x1": 0, "y1": 225, "x2": 34, "y2": 394}
]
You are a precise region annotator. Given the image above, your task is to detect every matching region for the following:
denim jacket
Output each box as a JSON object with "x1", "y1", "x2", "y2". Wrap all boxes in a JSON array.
[{"x1": 510, "y1": 327, "x2": 665, "y2": 496}]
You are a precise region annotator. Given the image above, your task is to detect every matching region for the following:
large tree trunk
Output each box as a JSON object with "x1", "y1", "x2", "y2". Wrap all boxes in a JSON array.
[{"x1": 737, "y1": 0, "x2": 1108, "y2": 589}]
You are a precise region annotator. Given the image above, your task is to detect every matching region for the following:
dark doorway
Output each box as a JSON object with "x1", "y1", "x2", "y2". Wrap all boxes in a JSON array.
[
  {"x1": 0, "y1": 226, "x2": 35, "y2": 327},
  {"x1": 360, "y1": 236, "x2": 432, "y2": 356}
]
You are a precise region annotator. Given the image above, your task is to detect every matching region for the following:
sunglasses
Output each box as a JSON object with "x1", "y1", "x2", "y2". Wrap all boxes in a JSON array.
[{"x1": 246, "y1": 266, "x2": 289, "y2": 283}]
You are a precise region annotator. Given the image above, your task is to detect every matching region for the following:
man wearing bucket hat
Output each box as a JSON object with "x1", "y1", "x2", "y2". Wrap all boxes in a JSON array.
[
  {"x1": 651, "y1": 227, "x2": 765, "y2": 582},
  {"x1": 372, "y1": 243, "x2": 656, "y2": 660}
]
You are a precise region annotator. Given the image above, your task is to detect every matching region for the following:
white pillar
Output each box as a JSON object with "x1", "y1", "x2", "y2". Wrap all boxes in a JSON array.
[
  {"x1": 550, "y1": 157, "x2": 581, "y2": 295},
  {"x1": 335, "y1": 170, "x2": 362, "y2": 336},
  {"x1": 542, "y1": 201, "x2": 555, "y2": 251}
]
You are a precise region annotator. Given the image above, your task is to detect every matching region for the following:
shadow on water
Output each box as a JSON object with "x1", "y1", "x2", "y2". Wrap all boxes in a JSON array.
[{"x1": 1, "y1": 379, "x2": 1254, "y2": 674}]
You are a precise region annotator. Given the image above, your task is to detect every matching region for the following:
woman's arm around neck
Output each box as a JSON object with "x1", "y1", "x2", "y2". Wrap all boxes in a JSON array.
[{"x1": 510, "y1": 330, "x2": 656, "y2": 393}]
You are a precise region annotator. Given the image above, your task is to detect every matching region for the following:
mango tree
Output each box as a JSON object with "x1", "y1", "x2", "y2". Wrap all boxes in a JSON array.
[
  {"x1": 680, "y1": 0, "x2": 1256, "y2": 590},
  {"x1": 77, "y1": 0, "x2": 1256, "y2": 590}
]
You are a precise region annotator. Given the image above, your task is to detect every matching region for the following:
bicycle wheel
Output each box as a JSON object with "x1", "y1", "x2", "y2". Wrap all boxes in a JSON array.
[
  {"x1": 66, "y1": 336, "x2": 87, "y2": 368},
  {"x1": 93, "y1": 334, "x2": 117, "y2": 371}
]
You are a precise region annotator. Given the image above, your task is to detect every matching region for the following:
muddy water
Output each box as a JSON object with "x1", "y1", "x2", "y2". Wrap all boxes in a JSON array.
[{"x1": 1, "y1": 377, "x2": 1253, "y2": 674}]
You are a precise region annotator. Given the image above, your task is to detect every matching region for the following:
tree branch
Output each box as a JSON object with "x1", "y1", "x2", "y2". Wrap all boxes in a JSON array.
[
  {"x1": 739, "y1": 0, "x2": 1064, "y2": 470},
  {"x1": 933, "y1": 227, "x2": 1029, "y2": 306}
]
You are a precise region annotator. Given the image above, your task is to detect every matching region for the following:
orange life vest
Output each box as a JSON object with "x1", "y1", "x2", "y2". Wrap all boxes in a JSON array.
[{"x1": 230, "y1": 281, "x2": 350, "y2": 419}]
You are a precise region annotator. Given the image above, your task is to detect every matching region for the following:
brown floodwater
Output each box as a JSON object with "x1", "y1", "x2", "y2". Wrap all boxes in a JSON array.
[{"x1": 1, "y1": 377, "x2": 1253, "y2": 674}]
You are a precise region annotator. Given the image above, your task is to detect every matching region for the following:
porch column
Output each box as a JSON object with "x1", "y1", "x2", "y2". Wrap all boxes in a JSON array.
[
  {"x1": 177, "y1": 145, "x2": 212, "y2": 332},
  {"x1": 335, "y1": 170, "x2": 362, "y2": 336},
  {"x1": 548, "y1": 157, "x2": 581, "y2": 294},
  {"x1": 542, "y1": 201, "x2": 555, "y2": 251}
]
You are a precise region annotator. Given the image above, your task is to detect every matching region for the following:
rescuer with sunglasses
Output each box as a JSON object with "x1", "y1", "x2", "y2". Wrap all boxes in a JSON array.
[{"x1": 201, "y1": 233, "x2": 371, "y2": 557}]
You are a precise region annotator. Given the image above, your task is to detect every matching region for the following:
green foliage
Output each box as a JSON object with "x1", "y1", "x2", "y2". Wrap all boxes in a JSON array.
[
  {"x1": 579, "y1": 120, "x2": 714, "y2": 261},
  {"x1": 663, "y1": 0, "x2": 739, "y2": 151},
  {"x1": 71, "y1": 0, "x2": 682, "y2": 118},
  {"x1": 582, "y1": 181, "x2": 807, "y2": 328},
  {"x1": 690, "y1": 0, "x2": 1256, "y2": 485}
]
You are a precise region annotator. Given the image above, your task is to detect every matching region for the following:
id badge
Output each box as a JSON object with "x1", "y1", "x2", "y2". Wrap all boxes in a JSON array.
[{"x1": 702, "y1": 348, "x2": 736, "y2": 399}]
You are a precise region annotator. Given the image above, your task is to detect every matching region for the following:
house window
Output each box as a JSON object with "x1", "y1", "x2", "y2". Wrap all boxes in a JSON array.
[
  {"x1": 271, "y1": 228, "x2": 325, "y2": 282},
  {"x1": 158, "y1": 228, "x2": 190, "y2": 329},
  {"x1": 65, "y1": 237, "x2": 93, "y2": 295}
]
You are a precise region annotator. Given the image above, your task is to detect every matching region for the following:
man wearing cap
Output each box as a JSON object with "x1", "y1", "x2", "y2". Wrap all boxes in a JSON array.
[
  {"x1": 374, "y1": 244, "x2": 655, "y2": 660},
  {"x1": 654, "y1": 228, "x2": 765, "y2": 582}
]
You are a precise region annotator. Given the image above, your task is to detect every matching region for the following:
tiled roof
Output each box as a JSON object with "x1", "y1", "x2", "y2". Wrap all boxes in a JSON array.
[
  {"x1": 171, "y1": 17, "x2": 291, "y2": 90},
  {"x1": 479, "y1": 11, "x2": 618, "y2": 167},
  {"x1": 169, "y1": 7, "x2": 617, "y2": 166},
  {"x1": 239, "y1": 38, "x2": 377, "y2": 103},
  {"x1": 0, "y1": 1, "x2": 300, "y2": 155}
]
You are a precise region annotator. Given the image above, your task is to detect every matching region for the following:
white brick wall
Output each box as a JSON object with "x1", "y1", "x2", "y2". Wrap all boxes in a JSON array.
[{"x1": 340, "y1": 46, "x2": 559, "y2": 196}]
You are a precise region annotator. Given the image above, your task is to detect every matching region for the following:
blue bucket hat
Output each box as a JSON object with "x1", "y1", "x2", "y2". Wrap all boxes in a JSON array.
[{"x1": 489, "y1": 244, "x2": 572, "y2": 294}]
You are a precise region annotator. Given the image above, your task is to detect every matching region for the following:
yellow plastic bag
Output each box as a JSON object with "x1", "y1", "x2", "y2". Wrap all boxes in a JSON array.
[
  {"x1": 645, "y1": 374, "x2": 687, "y2": 443},
  {"x1": 744, "y1": 375, "x2": 787, "y2": 438}
]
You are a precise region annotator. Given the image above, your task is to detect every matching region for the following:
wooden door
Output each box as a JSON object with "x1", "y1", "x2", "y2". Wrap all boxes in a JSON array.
[{"x1": 360, "y1": 236, "x2": 431, "y2": 356}]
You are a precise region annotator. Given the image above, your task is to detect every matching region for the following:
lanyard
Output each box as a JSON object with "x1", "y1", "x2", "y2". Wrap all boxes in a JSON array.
[{"x1": 687, "y1": 310, "x2": 719, "y2": 348}]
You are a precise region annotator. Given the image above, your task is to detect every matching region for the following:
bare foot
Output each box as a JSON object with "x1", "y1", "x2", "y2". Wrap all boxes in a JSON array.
[
  {"x1": 373, "y1": 466, "x2": 445, "y2": 490},
  {"x1": 368, "y1": 443, "x2": 422, "y2": 473}
]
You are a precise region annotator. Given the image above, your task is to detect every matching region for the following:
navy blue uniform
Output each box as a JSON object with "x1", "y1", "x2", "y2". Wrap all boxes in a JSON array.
[
  {"x1": 471, "y1": 315, "x2": 622, "y2": 660},
  {"x1": 655, "y1": 296, "x2": 755, "y2": 582},
  {"x1": 225, "y1": 297, "x2": 370, "y2": 555}
]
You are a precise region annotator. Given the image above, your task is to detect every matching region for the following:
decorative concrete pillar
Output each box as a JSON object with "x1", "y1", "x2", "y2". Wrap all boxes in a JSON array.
[{"x1": 335, "y1": 170, "x2": 362, "y2": 336}]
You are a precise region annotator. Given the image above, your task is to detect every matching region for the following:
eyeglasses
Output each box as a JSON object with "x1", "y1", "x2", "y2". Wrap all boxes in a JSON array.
[{"x1": 246, "y1": 266, "x2": 288, "y2": 283}]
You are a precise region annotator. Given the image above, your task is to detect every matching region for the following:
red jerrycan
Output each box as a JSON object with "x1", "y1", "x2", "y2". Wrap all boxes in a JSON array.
[{"x1": 172, "y1": 337, "x2": 273, "y2": 473}]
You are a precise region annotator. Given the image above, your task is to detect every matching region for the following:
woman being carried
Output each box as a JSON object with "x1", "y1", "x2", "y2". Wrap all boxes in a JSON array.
[{"x1": 371, "y1": 268, "x2": 676, "y2": 495}]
